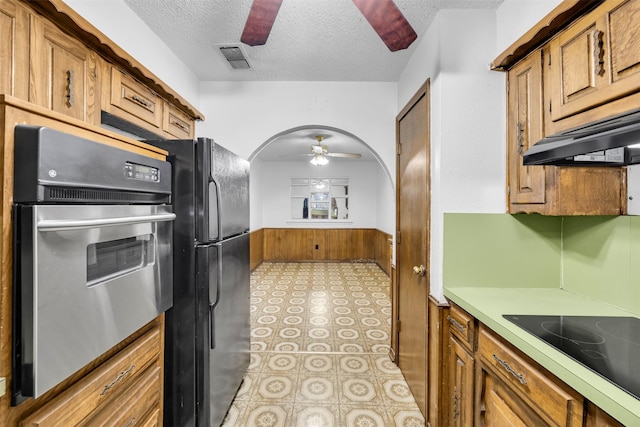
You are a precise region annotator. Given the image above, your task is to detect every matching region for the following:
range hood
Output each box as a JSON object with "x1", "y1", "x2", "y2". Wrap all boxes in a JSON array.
[{"x1": 523, "y1": 108, "x2": 640, "y2": 166}]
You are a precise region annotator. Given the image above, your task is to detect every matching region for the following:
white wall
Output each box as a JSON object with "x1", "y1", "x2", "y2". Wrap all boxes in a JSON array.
[
  {"x1": 198, "y1": 81, "x2": 397, "y2": 234},
  {"x1": 256, "y1": 160, "x2": 380, "y2": 228},
  {"x1": 64, "y1": 0, "x2": 201, "y2": 109},
  {"x1": 495, "y1": 0, "x2": 563, "y2": 56},
  {"x1": 398, "y1": 10, "x2": 505, "y2": 301}
]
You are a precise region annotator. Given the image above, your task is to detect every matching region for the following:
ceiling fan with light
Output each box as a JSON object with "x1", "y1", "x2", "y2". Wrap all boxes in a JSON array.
[
  {"x1": 279, "y1": 135, "x2": 362, "y2": 165},
  {"x1": 309, "y1": 135, "x2": 362, "y2": 166},
  {"x1": 241, "y1": 0, "x2": 418, "y2": 52}
]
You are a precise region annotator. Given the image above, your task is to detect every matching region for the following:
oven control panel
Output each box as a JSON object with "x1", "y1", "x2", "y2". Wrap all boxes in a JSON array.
[{"x1": 125, "y1": 162, "x2": 160, "y2": 182}]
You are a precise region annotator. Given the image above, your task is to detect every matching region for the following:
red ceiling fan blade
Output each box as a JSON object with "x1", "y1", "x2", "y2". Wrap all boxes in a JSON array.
[
  {"x1": 352, "y1": 0, "x2": 417, "y2": 52},
  {"x1": 241, "y1": 0, "x2": 284, "y2": 46}
]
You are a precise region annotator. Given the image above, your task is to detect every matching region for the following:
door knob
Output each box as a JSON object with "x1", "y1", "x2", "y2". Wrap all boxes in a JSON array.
[{"x1": 412, "y1": 265, "x2": 426, "y2": 277}]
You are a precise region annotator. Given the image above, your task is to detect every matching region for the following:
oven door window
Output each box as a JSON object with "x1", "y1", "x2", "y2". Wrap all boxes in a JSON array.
[{"x1": 87, "y1": 234, "x2": 155, "y2": 286}]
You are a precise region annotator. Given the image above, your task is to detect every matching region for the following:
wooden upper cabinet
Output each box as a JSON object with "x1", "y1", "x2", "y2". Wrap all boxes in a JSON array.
[
  {"x1": 507, "y1": 50, "x2": 546, "y2": 208},
  {"x1": 109, "y1": 67, "x2": 163, "y2": 130},
  {"x1": 0, "y1": 0, "x2": 29, "y2": 99},
  {"x1": 548, "y1": 0, "x2": 640, "y2": 122},
  {"x1": 163, "y1": 101, "x2": 194, "y2": 139},
  {"x1": 29, "y1": 17, "x2": 98, "y2": 123}
]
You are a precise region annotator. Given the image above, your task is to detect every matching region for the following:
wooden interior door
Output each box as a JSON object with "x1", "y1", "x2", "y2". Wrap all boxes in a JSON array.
[{"x1": 396, "y1": 80, "x2": 430, "y2": 416}]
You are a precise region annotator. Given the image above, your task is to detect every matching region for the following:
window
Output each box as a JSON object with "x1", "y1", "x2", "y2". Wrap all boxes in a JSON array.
[{"x1": 290, "y1": 178, "x2": 349, "y2": 220}]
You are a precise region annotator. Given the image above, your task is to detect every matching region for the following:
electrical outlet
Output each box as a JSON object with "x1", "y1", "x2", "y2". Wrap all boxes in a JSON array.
[{"x1": 0, "y1": 377, "x2": 6, "y2": 397}]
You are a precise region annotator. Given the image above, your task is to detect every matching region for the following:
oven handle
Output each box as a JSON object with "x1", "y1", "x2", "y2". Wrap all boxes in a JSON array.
[{"x1": 37, "y1": 212, "x2": 176, "y2": 232}]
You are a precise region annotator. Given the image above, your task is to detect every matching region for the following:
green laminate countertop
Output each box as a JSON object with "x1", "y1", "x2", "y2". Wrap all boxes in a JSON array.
[{"x1": 444, "y1": 287, "x2": 640, "y2": 426}]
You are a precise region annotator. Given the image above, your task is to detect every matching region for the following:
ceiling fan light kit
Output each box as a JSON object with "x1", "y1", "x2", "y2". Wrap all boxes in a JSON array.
[
  {"x1": 310, "y1": 154, "x2": 329, "y2": 166},
  {"x1": 241, "y1": 0, "x2": 417, "y2": 51}
]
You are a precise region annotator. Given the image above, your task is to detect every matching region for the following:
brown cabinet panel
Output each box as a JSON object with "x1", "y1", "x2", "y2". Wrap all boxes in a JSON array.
[
  {"x1": 78, "y1": 365, "x2": 161, "y2": 427},
  {"x1": 163, "y1": 101, "x2": 194, "y2": 139},
  {"x1": 447, "y1": 304, "x2": 476, "y2": 352},
  {"x1": 585, "y1": 402, "x2": 625, "y2": 427},
  {"x1": 30, "y1": 18, "x2": 97, "y2": 122},
  {"x1": 449, "y1": 337, "x2": 474, "y2": 427},
  {"x1": 108, "y1": 67, "x2": 163, "y2": 131},
  {"x1": 0, "y1": 0, "x2": 29, "y2": 99},
  {"x1": 608, "y1": 0, "x2": 640, "y2": 83},
  {"x1": 507, "y1": 51, "x2": 546, "y2": 208},
  {"x1": 507, "y1": 47, "x2": 625, "y2": 216},
  {"x1": 549, "y1": 0, "x2": 640, "y2": 122},
  {"x1": 477, "y1": 326, "x2": 584, "y2": 427},
  {"x1": 20, "y1": 327, "x2": 161, "y2": 427}
]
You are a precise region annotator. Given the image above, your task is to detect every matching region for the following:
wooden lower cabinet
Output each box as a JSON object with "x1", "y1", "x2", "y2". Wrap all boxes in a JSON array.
[
  {"x1": 444, "y1": 303, "x2": 625, "y2": 427},
  {"x1": 477, "y1": 325, "x2": 584, "y2": 427},
  {"x1": 449, "y1": 336, "x2": 474, "y2": 427},
  {"x1": 19, "y1": 324, "x2": 163, "y2": 427}
]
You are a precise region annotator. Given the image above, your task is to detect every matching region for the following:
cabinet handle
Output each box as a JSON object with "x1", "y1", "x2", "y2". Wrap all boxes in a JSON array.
[
  {"x1": 452, "y1": 386, "x2": 460, "y2": 421},
  {"x1": 593, "y1": 29, "x2": 605, "y2": 76},
  {"x1": 132, "y1": 94, "x2": 152, "y2": 108},
  {"x1": 100, "y1": 364, "x2": 135, "y2": 396},
  {"x1": 447, "y1": 315, "x2": 466, "y2": 334},
  {"x1": 171, "y1": 119, "x2": 188, "y2": 131},
  {"x1": 492, "y1": 354, "x2": 527, "y2": 385},
  {"x1": 516, "y1": 122, "x2": 525, "y2": 156},
  {"x1": 65, "y1": 70, "x2": 74, "y2": 108}
]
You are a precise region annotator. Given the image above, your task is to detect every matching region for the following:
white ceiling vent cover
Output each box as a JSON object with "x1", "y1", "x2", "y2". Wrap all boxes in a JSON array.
[{"x1": 218, "y1": 45, "x2": 251, "y2": 70}]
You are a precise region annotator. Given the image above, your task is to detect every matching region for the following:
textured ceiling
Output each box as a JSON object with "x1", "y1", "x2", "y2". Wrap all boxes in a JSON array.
[
  {"x1": 124, "y1": 0, "x2": 503, "y2": 82},
  {"x1": 123, "y1": 0, "x2": 502, "y2": 161}
]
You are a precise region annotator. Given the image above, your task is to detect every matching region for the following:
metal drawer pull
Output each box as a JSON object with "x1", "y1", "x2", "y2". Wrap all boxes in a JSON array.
[
  {"x1": 131, "y1": 94, "x2": 152, "y2": 108},
  {"x1": 447, "y1": 315, "x2": 466, "y2": 333},
  {"x1": 100, "y1": 364, "x2": 135, "y2": 396},
  {"x1": 493, "y1": 354, "x2": 527, "y2": 385},
  {"x1": 38, "y1": 212, "x2": 176, "y2": 231},
  {"x1": 171, "y1": 119, "x2": 188, "y2": 130}
]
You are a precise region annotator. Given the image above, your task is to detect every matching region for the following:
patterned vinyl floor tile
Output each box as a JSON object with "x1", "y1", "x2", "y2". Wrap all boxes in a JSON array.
[{"x1": 222, "y1": 262, "x2": 426, "y2": 427}]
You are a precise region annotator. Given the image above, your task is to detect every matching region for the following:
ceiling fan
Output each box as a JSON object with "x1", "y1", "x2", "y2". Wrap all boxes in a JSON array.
[
  {"x1": 308, "y1": 135, "x2": 362, "y2": 166},
  {"x1": 240, "y1": 0, "x2": 418, "y2": 52}
]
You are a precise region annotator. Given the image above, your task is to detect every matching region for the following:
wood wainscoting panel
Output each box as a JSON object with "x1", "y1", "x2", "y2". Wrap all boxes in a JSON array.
[
  {"x1": 250, "y1": 229, "x2": 264, "y2": 271},
  {"x1": 260, "y1": 228, "x2": 392, "y2": 272}
]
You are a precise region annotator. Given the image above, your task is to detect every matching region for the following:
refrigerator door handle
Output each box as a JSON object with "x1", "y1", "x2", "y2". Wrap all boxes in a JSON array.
[
  {"x1": 209, "y1": 304, "x2": 216, "y2": 349},
  {"x1": 209, "y1": 175, "x2": 222, "y2": 241}
]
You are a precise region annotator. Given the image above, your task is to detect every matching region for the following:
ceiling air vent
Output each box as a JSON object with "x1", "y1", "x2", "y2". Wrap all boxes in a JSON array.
[{"x1": 219, "y1": 46, "x2": 251, "y2": 69}]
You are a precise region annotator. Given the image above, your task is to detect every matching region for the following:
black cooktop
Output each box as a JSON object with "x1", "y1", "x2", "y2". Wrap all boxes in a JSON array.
[{"x1": 503, "y1": 315, "x2": 640, "y2": 400}]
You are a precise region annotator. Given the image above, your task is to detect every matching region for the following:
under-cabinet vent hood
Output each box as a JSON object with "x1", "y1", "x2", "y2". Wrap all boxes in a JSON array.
[{"x1": 523, "y1": 108, "x2": 640, "y2": 166}]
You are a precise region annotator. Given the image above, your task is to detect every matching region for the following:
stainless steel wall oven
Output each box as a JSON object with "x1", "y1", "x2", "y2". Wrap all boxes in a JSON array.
[{"x1": 11, "y1": 126, "x2": 174, "y2": 405}]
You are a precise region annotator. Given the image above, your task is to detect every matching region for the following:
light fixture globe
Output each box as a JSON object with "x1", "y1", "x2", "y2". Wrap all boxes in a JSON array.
[{"x1": 310, "y1": 154, "x2": 329, "y2": 166}]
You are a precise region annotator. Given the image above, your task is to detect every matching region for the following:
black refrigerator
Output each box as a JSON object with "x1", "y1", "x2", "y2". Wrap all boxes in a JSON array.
[{"x1": 146, "y1": 137, "x2": 250, "y2": 427}]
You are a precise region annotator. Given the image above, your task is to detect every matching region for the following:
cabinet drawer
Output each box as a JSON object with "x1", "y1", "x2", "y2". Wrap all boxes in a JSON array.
[
  {"x1": 79, "y1": 365, "x2": 161, "y2": 427},
  {"x1": 447, "y1": 304, "x2": 475, "y2": 351},
  {"x1": 478, "y1": 326, "x2": 583, "y2": 426},
  {"x1": 110, "y1": 67, "x2": 162, "y2": 129},
  {"x1": 163, "y1": 101, "x2": 193, "y2": 139},
  {"x1": 20, "y1": 326, "x2": 161, "y2": 427}
]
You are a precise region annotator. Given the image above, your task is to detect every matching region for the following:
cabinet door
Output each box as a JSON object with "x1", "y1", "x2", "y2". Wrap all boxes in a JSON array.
[
  {"x1": 507, "y1": 51, "x2": 545, "y2": 208},
  {"x1": 0, "y1": 0, "x2": 29, "y2": 99},
  {"x1": 449, "y1": 337, "x2": 474, "y2": 427},
  {"x1": 477, "y1": 367, "x2": 547, "y2": 426},
  {"x1": 549, "y1": 0, "x2": 640, "y2": 121},
  {"x1": 30, "y1": 18, "x2": 98, "y2": 122}
]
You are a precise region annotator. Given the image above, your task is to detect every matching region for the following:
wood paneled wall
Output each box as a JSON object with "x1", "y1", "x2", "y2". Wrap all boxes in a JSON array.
[
  {"x1": 250, "y1": 229, "x2": 264, "y2": 271},
  {"x1": 250, "y1": 228, "x2": 392, "y2": 274}
]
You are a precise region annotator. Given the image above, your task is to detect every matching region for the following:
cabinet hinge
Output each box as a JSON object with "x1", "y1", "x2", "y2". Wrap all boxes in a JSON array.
[
  {"x1": 396, "y1": 231, "x2": 401, "y2": 244},
  {"x1": 397, "y1": 142, "x2": 402, "y2": 155},
  {"x1": 397, "y1": 320, "x2": 401, "y2": 333}
]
